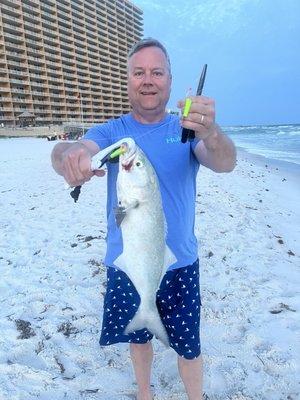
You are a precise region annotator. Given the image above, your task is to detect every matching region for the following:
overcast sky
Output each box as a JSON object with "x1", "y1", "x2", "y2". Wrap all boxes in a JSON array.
[{"x1": 133, "y1": 0, "x2": 300, "y2": 126}]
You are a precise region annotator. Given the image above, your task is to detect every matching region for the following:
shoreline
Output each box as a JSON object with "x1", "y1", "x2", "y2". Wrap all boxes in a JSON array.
[
  {"x1": 237, "y1": 146, "x2": 300, "y2": 174},
  {"x1": 236, "y1": 147, "x2": 300, "y2": 186}
]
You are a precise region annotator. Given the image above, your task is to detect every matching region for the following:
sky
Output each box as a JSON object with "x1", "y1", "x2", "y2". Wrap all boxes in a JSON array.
[{"x1": 133, "y1": 0, "x2": 300, "y2": 126}]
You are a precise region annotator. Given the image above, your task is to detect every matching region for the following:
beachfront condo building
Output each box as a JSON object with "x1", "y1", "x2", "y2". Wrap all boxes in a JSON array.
[{"x1": 0, "y1": 0, "x2": 143, "y2": 127}]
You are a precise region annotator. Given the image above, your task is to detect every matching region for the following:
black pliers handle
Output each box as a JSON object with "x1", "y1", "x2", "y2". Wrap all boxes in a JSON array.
[{"x1": 181, "y1": 64, "x2": 207, "y2": 143}]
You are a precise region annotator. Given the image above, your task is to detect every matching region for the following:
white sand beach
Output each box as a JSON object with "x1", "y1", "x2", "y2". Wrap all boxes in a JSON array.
[{"x1": 0, "y1": 138, "x2": 299, "y2": 400}]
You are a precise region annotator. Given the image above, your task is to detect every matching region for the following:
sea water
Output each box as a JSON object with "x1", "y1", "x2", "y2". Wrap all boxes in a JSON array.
[{"x1": 224, "y1": 124, "x2": 300, "y2": 167}]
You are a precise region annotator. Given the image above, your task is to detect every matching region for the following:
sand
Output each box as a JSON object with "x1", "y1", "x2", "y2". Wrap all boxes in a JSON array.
[{"x1": 0, "y1": 138, "x2": 299, "y2": 399}]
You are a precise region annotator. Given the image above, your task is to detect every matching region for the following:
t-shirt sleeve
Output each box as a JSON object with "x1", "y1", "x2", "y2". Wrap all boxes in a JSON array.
[
  {"x1": 190, "y1": 138, "x2": 201, "y2": 159},
  {"x1": 83, "y1": 122, "x2": 112, "y2": 150}
]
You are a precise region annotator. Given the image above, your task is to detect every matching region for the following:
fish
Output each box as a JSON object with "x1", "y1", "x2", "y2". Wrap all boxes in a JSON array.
[{"x1": 113, "y1": 138, "x2": 176, "y2": 347}]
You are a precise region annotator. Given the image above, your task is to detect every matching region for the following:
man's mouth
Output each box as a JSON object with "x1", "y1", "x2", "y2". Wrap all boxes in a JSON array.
[{"x1": 140, "y1": 91, "x2": 157, "y2": 96}]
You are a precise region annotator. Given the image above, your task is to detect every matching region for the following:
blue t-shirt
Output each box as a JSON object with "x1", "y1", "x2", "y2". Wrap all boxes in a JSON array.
[{"x1": 84, "y1": 113, "x2": 200, "y2": 270}]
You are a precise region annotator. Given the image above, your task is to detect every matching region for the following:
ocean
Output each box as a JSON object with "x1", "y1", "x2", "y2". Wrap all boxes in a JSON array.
[{"x1": 223, "y1": 124, "x2": 300, "y2": 167}]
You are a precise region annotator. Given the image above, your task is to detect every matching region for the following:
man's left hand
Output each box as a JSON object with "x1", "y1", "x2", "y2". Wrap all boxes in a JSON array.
[{"x1": 177, "y1": 95, "x2": 216, "y2": 140}]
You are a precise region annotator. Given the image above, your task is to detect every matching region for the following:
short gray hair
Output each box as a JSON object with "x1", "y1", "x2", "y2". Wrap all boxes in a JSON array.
[{"x1": 128, "y1": 37, "x2": 171, "y2": 72}]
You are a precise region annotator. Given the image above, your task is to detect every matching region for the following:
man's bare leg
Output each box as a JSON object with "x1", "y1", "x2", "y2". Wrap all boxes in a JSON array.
[
  {"x1": 130, "y1": 342, "x2": 154, "y2": 400},
  {"x1": 178, "y1": 355, "x2": 203, "y2": 400}
]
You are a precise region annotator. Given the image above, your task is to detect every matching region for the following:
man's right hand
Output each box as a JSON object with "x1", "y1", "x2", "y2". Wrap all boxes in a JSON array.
[{"x1": 51, "y1": 140, "x2": 105, "y2": 187}]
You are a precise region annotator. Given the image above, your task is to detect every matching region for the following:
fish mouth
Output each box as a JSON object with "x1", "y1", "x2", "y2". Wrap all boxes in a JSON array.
[
  {"x1": 121, "y1": 143, "x2": 136, "y2": 171},
  {"x1": 122, "y1": 158, "x2": 134, "y2": 171},
  {"x1": 119, "y1": 139, "x2": 137, "y2": 171}
]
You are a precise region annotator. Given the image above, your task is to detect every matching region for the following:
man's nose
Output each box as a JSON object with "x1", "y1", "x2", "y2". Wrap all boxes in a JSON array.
[{"x1": 142, "y1": 72, "x2": 154, "y2": 84}]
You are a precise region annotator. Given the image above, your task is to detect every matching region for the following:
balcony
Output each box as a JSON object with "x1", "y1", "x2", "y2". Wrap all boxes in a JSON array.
[
  {"x1": 26, "y1": 38, "x2": 43, "y2": 47},
  {"x1": 10, "y1": 88, "x2": 30, "y2": 94},
  {"x1": 14, "y1": 107, "x2": 32, "y2": 112},
  {"x1": 48, "y1": 76, "x2": 63, "y2": 83},
  {"x1": 31, "y1": 90, "x2": 47, "y2": 95},
  {"x1": 59, "y1": 32, "x2": 73, "y2": 43},
  {"x1": 46, "y1": 60, "x2": 60, "y2": 67},
  {"x1": 23, "y1": 12, "x2": 40, "y2": 22},
  {"x1": 61, "y1": 49, "x2": 75, "y2": 57},
  {"x1": 42, "y1": 11, "x2": 56, "y2": 23},
  {"x1": 0, "y1": 97, "x2": 12, "y2": 101},
  {"x1": 48, "y1": 84, "x2": 64, "y2": 90},
  {"x1": 10, "y1": 78, "x2": 30, "y2": 84},
  {"x1": 3, "y1": 32, "x2": 24, "y2": 43},
  {"x1": 56, "y1": 9, "x2": 71, "y2": 19},
  {"x1": 27, "y1": 55, "x2": 45, "y2": 64},
  {"x1": 43, "y1": 26, "x2": 58, "y2": 37},
  {"x1": 43, "y1": 42, "x2": 59, "y2": 53},
  {"x1": 48, "y1": 93, "x2": 66, "y2": 98},
  {"x1": 60, "y1": 55, "x2": 75, "y2": 63},
  {"x1": 30, "y1": 82, "x2": 45, "y2": 87},
  {"x1": 57, "y1": 24, "x2": 72, "y2": 36},
  {"x1": 1, "y1": 4, "x2": 21, "y2": 17},
  {"x1": 3, "y1": 23, "x2": 23, "y2": 33},
  {"x1": 28, "y1": 65, "x2": 46, "y2": 72},
  {"x1": 64, "y1": 87, "x2": 80, "y2": 92},
  {"x1": 30, "y1": 73, "x2": 47, "y2": 80},
  {"x1": 43, "y1": 36, "x2": 59, "y2": 46},
  {"x1": 9, "y1": 70, "x2": 29, "y2": 78},
  {"x1": 75, "y1": 59, "x2": 88, "y2": 68},
  {"x1": 47, "y1": 70, "x2": 63, "y2": 78},
  {"x1": 32, "y1": 99, "x2": 50, "y2": 105},
  {"x1": 0, "y1": 107, "x2": 14, "y2": 112},
  {"x1": 23, "y1": 19, "x2": 40, "y2": 29}
]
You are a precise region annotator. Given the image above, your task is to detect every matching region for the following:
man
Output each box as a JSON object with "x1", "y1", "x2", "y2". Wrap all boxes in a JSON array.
[{"x1": 51, "y1": 38, "x2": 236, "y2": 400}]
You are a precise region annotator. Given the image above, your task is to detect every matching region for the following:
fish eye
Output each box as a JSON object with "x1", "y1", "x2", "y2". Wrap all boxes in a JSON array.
[{"x1": 135, "y1": 160, "x2": 143, "y2": 167}]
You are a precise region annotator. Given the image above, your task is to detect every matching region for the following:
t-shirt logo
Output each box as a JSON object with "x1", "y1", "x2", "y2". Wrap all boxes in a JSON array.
[{"x1": 166, "y1": 135, "x2": 181, "y2": 144}]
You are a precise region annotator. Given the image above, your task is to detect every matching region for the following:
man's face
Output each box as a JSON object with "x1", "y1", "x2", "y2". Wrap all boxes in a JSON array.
[{"x1": 127, "y1": 46, "x2": 172, "y2": 119}]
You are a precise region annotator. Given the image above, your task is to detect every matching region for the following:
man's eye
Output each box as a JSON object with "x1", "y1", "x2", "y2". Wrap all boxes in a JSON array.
[
  {"x1": 153, "y1": 71, "x2": 163, "y2": 77},
  {"x1": 134, "y1": 71, "x2": 144, "y2": 77}
]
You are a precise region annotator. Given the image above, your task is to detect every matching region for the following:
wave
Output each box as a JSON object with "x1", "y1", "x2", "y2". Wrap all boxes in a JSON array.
[
  {"x1": 226, "y1": 127, "x2": 300, "y2": 138},
  {"x1": 236, "y1": 145, "x2": 300, "y2": 166},
  {"x1": 276, "y1": 130, "x2": 300, "y2": 136}
]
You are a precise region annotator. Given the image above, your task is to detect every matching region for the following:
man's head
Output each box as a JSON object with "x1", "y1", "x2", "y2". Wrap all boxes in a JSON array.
[
  {"x1": 127, "y1": 38, "x2": 172, "y2": 123},
  {"x1": 128, "y1": 38, "x2": 171, "y2": 73}
]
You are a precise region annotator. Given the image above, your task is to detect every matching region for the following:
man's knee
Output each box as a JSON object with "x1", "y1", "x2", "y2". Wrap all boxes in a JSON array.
[
  {"x1": 130, "y1": 341, "x2": 152, "y2": 353},
  {"x1": 178, "y1": 354, "x2": 203, "y2": 366}
]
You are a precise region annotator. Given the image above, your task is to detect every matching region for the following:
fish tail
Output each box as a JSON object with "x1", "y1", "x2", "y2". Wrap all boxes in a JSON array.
[{"x1": 125, "y1": 307, "x2": 169, "y2": 347}]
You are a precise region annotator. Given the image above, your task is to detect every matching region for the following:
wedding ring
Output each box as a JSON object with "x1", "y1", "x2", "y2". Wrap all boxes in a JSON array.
[{"x1": 200, "y1": 114, "x2": 205, "y2": 124}]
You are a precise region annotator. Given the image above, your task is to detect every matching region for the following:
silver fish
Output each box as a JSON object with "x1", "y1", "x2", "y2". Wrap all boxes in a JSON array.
[{"x1": 113, "y1": 138, "x2": 176, "y2": 346}]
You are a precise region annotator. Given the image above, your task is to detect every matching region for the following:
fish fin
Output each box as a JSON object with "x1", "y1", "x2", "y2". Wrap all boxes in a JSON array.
[
  {"x1": 114, "y1": 206, "x2": 127, "y2": 227},
  {"x1": 158, "y1": 245, "x2": 177, "y2": 288},
  {"x1": 114, "y1": 201, "x2": 139, "y2": 227},
  {"x1": 125, "y1": 307, "x2": 169, "y2": 348},
  {"x1": 113, "y1": 253, "x2": 128, "y2": 274},
  {"x1": 164, "y1": 245, "x2": 177, "y2": 269}
]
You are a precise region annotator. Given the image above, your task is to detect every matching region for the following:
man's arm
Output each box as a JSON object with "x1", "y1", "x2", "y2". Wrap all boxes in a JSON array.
[
  {"x1": 178, "y1": 95, "x2": 236, "y2": 173},
  {"x1": 194, "y1": 124, "x2": 236, "y2": 172},
  {"x1": 51, "y1": 139, "x2": 104, "y2": 187}
]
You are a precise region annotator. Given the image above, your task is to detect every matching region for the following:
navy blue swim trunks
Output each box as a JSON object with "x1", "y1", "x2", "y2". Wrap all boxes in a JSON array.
[{"x1": 99, "y1": 259, "x2": 201, "y2": 359}]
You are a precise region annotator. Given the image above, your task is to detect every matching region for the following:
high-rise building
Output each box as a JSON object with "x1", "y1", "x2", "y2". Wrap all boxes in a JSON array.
[{"x1": 0, "y1": 0, "x2": 143, "y2": 127}]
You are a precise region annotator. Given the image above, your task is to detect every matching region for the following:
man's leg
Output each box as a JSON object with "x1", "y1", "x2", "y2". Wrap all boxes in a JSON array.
[
  {"x1": 130, "y1": 342, "x2": 154, "y2": 400},
  {"x1": 178, "y1": 355, "x2": 203, "y2": 400}
]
